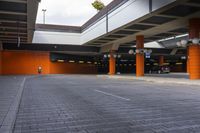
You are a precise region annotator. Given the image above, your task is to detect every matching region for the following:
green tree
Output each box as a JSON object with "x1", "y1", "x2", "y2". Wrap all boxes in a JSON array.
[{"x1": 92, "y1": 0, "x2": 105, "y2": 11}]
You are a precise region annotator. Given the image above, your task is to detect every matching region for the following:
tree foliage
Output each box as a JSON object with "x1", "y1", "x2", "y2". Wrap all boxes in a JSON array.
[{"x1": 92, "y1": 0, "x2": 105, "y2": 11}]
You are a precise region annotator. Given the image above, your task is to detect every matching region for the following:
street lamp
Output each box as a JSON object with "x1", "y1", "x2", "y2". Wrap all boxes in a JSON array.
[
  {"x1": 128, "y1": 49, "x2": 152, "y2": 55},
  {"x1": 180, "y1": 40, "x2": 187, "y2": 47},
  {"x1": 42, "y1": 9, "x2": 47, "y2": 24},
  {"x1": 176, "y1": 38, "x2": 200, "y2": 47},
  {"x1": 192, "y1": 38, "x2": 199, "y2": 44},
  {"x1": 128, "y1": 49, "x2": 135, "y2": 55}
]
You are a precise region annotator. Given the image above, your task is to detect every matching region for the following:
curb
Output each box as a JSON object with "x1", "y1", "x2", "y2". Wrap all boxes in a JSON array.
[{"x1": 97, "y1": 75, "x2": 200, "y2": 86}]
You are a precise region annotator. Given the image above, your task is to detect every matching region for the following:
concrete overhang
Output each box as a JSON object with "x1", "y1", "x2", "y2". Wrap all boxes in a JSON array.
[
  {"x1": 84, "y1": 0, "x2": 200, "y2": 48},
  {"x1": 0, "y1": 0, "x2": 39, "y2": 43},
  {"x1": 2, "y1": 43, "x2": 100, "y2": 54},
  {"x1": 2, "y1": 42, "x2": 186, "y2": 57},
  {"x1": 33, "y1": 0, "x2": 199, "y2": 49}
]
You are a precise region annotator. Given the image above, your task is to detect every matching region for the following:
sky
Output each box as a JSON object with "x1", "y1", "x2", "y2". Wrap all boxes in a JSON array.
[{"x1": 36, "y1": 0, "x2": 113, "y2": 26}]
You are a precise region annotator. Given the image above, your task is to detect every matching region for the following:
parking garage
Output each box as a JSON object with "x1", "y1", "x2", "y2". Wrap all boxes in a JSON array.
[
  {"x1": 0, "y1": 0, "x2": 199, "y2": 78},
  {"x1": 1, "y1": 0, "x2": 200, "y2": 132}
]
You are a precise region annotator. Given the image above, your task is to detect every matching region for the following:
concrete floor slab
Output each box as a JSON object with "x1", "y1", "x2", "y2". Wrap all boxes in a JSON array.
[{"x1": 6, "y1": 75, "x2": 200, "y2": 133}]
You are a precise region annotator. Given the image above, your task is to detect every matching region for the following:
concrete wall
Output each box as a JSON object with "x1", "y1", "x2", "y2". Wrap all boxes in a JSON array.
[
  {"x1": 1, "y1": 51, "x2": 97, "y2": 75},
  {"x1": 32, "y1": 31, "x2": 81, "y2": 45}
]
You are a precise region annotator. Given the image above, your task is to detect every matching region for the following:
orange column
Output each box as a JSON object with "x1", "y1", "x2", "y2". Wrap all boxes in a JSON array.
[
  {"x1": 136, "y1": 35, "x2": 144, "y2": 77},
  {"x1": 109, "y1": 51, "x2": 116, "y2": 75},
  {"x1": 188, "y1": 45, "x2": 200, "y2": 79},
  {"x1": 188, "y1": 18, "x2": 200, "y2": 79},
  {"x1": 159, "y1": 56, "x2": 164, "y2": 66}
]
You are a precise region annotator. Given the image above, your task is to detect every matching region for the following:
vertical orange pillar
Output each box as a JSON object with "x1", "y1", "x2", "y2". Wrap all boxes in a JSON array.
[
  {"x1": 188, "y1": 45, "x2": 200, "y2": 79},
  {"x1": 109, "y1": 51, "x2": 116, "y2": 75},
  {"x1": 188, "y1": 18, "x2": 200, "y2": 79},
  {"x1": 159, "y1": 56, "x2": 164, "y2": 66},
  {"x1": 136, "y1": 35, "x2": 144, "y2": 77}
]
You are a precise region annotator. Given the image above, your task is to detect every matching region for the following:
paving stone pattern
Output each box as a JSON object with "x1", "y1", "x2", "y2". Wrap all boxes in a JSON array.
[
  {"x1": 0, "y1": 76, "x2": 24, "y2": 131},
  {"x1": 10, "y1": 75, "x2": 200, "y2": 133}
]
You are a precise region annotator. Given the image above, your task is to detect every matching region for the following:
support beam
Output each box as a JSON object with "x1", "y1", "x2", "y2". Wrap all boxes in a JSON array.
[
  {"x1": 0, "y1": 20, "x2": 27, "y2": 24},
  {"x1": 188, "y1": 45, "x2": 200, "y2": 79},
  {"x1": 188, "y1": 18, "x2": 200, "y2": 79},
  {"x1": 27, "y1": 0, "x2": 40, "y2": 43},
  {"x1": 0, "y1": 11, "x2": 27, "y2": 16},
  {"x1": 0, "y1": 0, "x2": 27, "y2": 3},
  {"x1": 109, "y1": 51, "x2": 116, "y2": 75},
  {"x1": 0, "y1": 36, "x2": 27, "y2": 39},
  {"x1": 155, "y1": 14, "x2": 181, "y2": 19},
  {"x1": 0, "y1": 26, "x2": 27, "y2": 30},
  {"x1": 100, "y1": 43, "x2": 119, "y2": 53},
  {"x1": 183, "y1": 3, "x2": 200, "y2": 8},
  {"x1": 137, "y1": 23, "x2": 159, "y2": 26},
  {"x1": 122, "y1": 29, "x2": 141, "y2": 32},
  {"x1": 136, "y1": 35, "x2": 144, "y2": 77},
  {"x1": 0, "y1": 31, "x2": 27, "y2": 35}
]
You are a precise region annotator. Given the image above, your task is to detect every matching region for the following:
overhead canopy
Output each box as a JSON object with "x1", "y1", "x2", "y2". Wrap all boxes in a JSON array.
[
  {"x1": 0, "y1": 0, "x2": 39, "y2": 43},
  {"x1": 84, "y1": 0, "x2": 200, "y2": 47},
  {"x1": 2, "y1": 42, "x2": 186, "y2": 57}
]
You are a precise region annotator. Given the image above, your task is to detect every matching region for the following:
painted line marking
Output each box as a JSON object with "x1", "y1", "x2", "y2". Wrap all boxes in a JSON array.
[{"x1": 95, "y1": 89, "x2": 130, "y2": 101}]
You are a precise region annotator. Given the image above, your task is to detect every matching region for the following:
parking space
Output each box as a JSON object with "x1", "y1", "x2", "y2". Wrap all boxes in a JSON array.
[
  {"x1": 1, "y1": 0, "x2": 200, "y2": 132},
  {"x1": 3, "y1": 75, "x2": 199, "y2": 133}
]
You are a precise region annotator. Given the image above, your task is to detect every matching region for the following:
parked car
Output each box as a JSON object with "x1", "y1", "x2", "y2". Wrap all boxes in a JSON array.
[{"x1": 149, "y1": 65, "x2": 170, "y2": 74}]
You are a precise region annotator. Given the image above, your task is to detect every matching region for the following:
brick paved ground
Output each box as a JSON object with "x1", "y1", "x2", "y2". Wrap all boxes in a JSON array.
[
  {"x1": 7, "y1": 75, "x2": 200, "y2": 133},
  {"x1": 0, "y1": 76, "x2": 25, "y2": 132}
]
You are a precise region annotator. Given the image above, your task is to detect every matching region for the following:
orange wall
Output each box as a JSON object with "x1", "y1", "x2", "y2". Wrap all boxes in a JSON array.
[
  {"x1": 2, "y1": 51, "x2": 50, "y2": 75},
  {"x1": 1, "y1": 51, "x2": 97, "y2": 75},
  {"x1": 50, "y1": 62, "x2": 97, "y2": 74}
]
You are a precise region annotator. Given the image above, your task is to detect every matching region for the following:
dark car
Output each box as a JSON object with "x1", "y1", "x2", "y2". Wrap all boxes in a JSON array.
[{"x1": 149, "y1": 65, "x2": 170, "y2": 74}]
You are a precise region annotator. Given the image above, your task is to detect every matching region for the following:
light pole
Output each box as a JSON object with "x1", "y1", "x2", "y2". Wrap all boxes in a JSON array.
[{"x1": 42, "y1": 9, "x2": 47, "y2": 24}]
